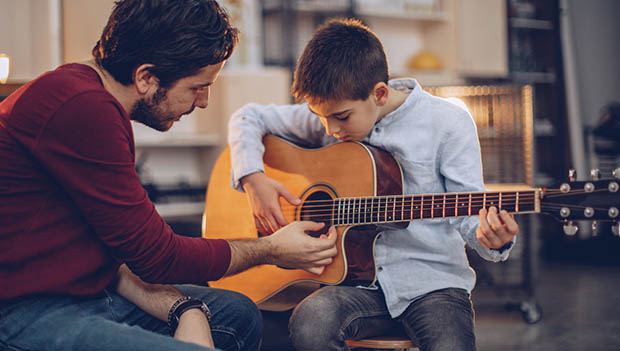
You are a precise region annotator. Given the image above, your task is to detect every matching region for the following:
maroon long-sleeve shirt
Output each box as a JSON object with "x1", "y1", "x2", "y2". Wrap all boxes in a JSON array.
[{"x1": 0, "y1": 64, "x2": 231, "y2": 300}]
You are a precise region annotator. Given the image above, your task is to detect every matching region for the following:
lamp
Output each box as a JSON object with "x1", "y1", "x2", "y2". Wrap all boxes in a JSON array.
[{"x1": 0, "y1": 54, "x2": 10, "y2": 84}]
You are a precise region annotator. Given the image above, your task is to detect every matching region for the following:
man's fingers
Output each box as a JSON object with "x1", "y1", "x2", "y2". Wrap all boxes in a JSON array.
[
  {"x1": 305, "y1": 266, "x2": 325, "y2": 276},
  {"x1": 298, "y1": 221, "x2": 326, "y2": 231}
]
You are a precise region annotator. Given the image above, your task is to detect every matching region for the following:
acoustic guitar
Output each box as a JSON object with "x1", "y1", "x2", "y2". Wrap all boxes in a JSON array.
[{"x1": 203, "y1": 135, "x2": 620, "y2": 311}]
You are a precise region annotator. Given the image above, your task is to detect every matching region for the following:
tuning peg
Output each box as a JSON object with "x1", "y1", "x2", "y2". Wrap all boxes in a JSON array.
[
  {"x1": 613, "y1": 168, "x2": 620, "y2": 179},
  {"x1": 568, "y1": 169, "x2": 576, "y2": 182},
  {"x1": 590, "y1": 169, "x2": 600, "y2": 180},
  {"x1": 563, "y1": 220, "x2": 578, "y2": 236},
  {"x1": 612, "y1": 222, "x2": 620, "y2": 236},
  {"x1": 591, "y1": 221, "x2": 599, "y2": 237}
]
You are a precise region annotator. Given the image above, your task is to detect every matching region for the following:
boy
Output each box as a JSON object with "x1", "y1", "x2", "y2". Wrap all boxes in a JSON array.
[{"x1": 228, "y1": 18, "x2": 518, "y2": 350}]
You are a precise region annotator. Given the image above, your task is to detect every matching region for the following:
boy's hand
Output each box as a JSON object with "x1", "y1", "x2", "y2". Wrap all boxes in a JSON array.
[
  {"x1": 241, "y1": 172, "x2": 301, "y2": 235},
  {"x1": 266, "y1": 221, "x2": 338, "y2": 275},
  {"x1": 476, "y1": 206, "x2": 519, "y2": 249}
]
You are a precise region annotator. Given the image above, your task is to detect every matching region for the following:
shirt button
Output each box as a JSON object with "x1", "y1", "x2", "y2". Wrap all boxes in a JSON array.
[
  {"x1": 377, "y1": 266, "x2": 383, "y2": 272},
  {"x1": 375, "y1": 127, "x2": 380, "y2": 132}
]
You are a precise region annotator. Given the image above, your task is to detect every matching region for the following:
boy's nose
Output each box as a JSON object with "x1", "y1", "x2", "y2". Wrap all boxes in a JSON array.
[{"x1": 326, "y1": 119, "x2": 340, "y2": 135}]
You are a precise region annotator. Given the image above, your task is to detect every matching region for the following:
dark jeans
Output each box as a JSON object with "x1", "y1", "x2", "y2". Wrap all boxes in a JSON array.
[
  {"x1": 0, "y1": 285, "x2": 262, "y2": 351},
  {"x1": 289, "y1": 286, "x2": 475, "y2": 351}
]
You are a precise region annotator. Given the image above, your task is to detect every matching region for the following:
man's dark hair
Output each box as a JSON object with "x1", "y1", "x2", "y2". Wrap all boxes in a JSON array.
[
  {"x1": 292, "y1": 18, "x2": 389, "y2": 103},
  {"x1": 92, "y1": 0, "x2": 239, "y2": 87}
]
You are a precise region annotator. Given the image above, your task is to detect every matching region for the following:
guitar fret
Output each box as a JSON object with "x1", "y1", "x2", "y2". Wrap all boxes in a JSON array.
[
  {"x1": 442, "y1": 194, "x2": 446, "y2": 218},
  {"x1": 381, "y1": 197, "x2": 388, "y2": 222},
  {"x1": 420, "y1": 196, "x2": 424, "y2": 219},
  {"x1": 331, "y1": 198, "x2": 336, "y2": 226},
  {"x1": 468, "y1": 193, "x2": 472, "y2": 216},
  {"x1": 483, "y1": 192, "x2": 487, "y2": 209},
  {"x1": 499, "y1": 192, "x2": 502, "y2": 210},
  {"x1": 363, "y1": 197, "x2": 367, "y2": 224},
  {"x1": 515, "y1": 191, "x2": 519, "y2": 212},
  {"x1": 455, "y1": 194, "x2": 459, "y2": 217},
  {"x1": 430, "y1": 195, "x2": 434, "y2": 219}
]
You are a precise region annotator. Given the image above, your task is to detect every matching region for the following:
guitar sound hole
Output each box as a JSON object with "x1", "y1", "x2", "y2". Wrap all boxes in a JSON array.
[{"x1": 300, "y1": 190, "x2": 333, "y2": 238}]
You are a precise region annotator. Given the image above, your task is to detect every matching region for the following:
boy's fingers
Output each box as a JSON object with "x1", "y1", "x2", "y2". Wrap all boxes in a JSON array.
[
  {"x1": 281, "y1": 188, "x2": 301, "y2": 206},
  {"x1": 273, "y1": 209, "x2": 289, "y2": 228},
  {"x1": 499, "y1": 210, "x2": 519, "y2": 235}
]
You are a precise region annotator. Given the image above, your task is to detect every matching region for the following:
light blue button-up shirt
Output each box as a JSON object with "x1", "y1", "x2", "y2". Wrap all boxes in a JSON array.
[{"x1": 228, "y1": 78, "x2": 514, "y2": 317}]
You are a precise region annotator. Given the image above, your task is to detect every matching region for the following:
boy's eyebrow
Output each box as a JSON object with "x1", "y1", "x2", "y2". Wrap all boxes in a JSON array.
[
  {"x1": 193, "y1": 81, "x2": 213, "y2": 87},
  {"x1": 307, "y1": 105, "x2": 351, "y2": 118}
]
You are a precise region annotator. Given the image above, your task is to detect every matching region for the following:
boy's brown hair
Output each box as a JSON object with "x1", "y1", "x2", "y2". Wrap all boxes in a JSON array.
[{"x1": 292, "y1": 18, "x2": 389, "y2": 103}]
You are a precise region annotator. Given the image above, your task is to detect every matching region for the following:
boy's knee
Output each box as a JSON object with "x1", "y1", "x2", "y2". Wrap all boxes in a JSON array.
[{"x1": 289, "y1": 289, "x2": 345, "y2": 350}]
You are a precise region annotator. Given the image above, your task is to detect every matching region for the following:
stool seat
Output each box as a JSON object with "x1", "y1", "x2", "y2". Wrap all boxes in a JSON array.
[{"x1": 346, "y1": 335, "x2": 417, "y2": 350}]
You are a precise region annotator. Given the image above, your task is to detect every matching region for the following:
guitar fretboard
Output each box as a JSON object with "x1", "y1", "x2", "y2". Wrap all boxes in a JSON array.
[{"x1": 327, "y1": 190, "x2": 540, "y2": 226}]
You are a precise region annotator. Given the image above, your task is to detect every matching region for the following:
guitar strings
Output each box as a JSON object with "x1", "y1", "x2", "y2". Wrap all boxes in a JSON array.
[{"x1": 278, "y1": 203, "x2": 612, "y2": 222}]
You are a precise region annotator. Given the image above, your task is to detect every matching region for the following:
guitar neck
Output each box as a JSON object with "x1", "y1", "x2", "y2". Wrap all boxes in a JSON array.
[{"x1": 331, "y1": 190, "x2": 541, "y2": 226}]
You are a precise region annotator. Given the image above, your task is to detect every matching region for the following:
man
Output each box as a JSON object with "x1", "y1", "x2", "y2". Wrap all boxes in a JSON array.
[{"x1": 0, "y1": 1, "x2": 337, "y2": 350}]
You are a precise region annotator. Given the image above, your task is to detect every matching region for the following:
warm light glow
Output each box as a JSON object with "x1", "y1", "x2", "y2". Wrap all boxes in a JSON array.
[{"x1": 0, "y1": 54, "x2": 9, "y2": 84}]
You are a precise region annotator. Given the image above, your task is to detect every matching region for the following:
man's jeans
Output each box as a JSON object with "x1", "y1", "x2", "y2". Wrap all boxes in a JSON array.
[
  {"x1": 0, "y1": 285, "x2": 262, "y2": 351},
  {"x1": 289, "y1": 286, "x2": 476, "y2": 351}
]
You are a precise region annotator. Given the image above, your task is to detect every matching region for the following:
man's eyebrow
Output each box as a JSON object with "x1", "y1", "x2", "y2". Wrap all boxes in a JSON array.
[{"x1": 307, "y1": 106, "x2": 351, "y2": 117}]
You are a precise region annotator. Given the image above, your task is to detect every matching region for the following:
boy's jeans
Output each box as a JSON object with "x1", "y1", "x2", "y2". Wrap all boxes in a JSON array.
[
  {"x1": 0, "y1": 285, "x2": 262, "y2": 351},
  {"x1": 290, "y1": 286, "x2": 476, "y2": 351}
]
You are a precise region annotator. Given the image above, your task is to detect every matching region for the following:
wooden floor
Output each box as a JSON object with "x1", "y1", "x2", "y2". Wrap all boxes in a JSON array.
[
  {"x1": 261, "y1": 261, "x2": 620, "y2": 350},
  {"x1": 474, "y1": 261, "x2": 620, "y2": 351}
]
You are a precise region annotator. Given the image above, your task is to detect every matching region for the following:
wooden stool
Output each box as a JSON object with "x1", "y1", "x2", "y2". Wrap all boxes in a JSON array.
[{"x1": 346, "y1": 335, "x2": 418, "y2": 350}]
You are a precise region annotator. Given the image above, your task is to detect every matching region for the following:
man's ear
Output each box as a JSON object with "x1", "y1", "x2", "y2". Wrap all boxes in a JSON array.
[
  {"x1": 134, "y1": 64, "x2": 159, "y2": 96},
  {"x1": 372, "y1": 82, "x2": 389, "y2": 106}
]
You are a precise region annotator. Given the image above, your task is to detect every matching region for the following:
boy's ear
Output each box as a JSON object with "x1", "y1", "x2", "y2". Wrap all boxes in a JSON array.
[
  {"x1": 133, "y1": 64, "x2": 159, "y2": 96},
  {"x1": 372, "y1": 82, "x2": 389, "y2": 106}
]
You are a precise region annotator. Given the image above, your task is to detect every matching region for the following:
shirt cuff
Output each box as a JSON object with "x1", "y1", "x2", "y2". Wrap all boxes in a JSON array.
[{"x1": 491, "y1": 240, "x2": 514, "y2": 254}]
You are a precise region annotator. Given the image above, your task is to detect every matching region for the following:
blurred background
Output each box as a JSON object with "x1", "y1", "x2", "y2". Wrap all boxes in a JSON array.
[{"x1": 1, "y1": 0, "x2": 619, "y2": 349}]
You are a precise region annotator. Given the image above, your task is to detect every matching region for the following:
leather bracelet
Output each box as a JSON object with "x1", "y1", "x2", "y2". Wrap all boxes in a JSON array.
[{"x1": 167, "y1": 296, "x2": 212, "y2": 335}]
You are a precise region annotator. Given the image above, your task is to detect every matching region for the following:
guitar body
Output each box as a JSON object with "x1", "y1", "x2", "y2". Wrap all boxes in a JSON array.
[{"x1": 203, "y1": 135, "x2": 406, "y2": 310}]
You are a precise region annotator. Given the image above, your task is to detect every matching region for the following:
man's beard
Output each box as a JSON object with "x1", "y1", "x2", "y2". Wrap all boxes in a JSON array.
[{"x1": 131, "y1": 87, "x2": 173, "y2": 132}]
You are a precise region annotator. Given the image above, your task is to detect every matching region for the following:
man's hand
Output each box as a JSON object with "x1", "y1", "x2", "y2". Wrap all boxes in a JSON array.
[
  {"x1": 115, "y1": 265, "x2": 214, "y2": 348},
  {"x1": 226, "y1": 221, "x2": 338, "y2": 276},
  {"x1": 476, "y1": 206, "x2": 519, "y2": 249},
  {"x1": 241, "y1": 172, "x2": 301, "y2": 235},
  {"x1": 266, "y1": 222, "x2": 338, "y2": 275}
]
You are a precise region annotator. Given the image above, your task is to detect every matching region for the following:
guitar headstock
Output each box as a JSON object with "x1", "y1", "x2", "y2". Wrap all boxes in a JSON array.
[{"x1": 540, "y1": 168, "x2": 620, "y2": 236}]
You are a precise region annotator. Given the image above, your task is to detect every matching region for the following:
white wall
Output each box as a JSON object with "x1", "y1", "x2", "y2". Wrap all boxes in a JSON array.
[
  {"x1": 0, "y1": 0, "x2": 62, "y2": 82},
  {"x1": 561, "y1": 0, "x2": 620, "y2": 174},
  {"x1": 566, "y1": 0, "x2": 620, "y2": 126}
]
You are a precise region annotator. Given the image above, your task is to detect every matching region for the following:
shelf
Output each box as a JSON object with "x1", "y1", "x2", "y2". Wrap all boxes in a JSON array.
[
  {"x1": 392, "y1": 70, "x2": 465, "y2": 87},
  {"x1": 509, "y1": 18, "x2": 553, "y2": 30},
  {"x1": 155, "y1": 201, "x2": 204, "y2": 219},
  {"x1": 533, "y1": 118, "x2": 556, "y2": 137},
  {"x1": 134, "y1": 133, "x2": 220, "y2": 148},
  {"x1": 510, "y1": 71, "x2": 556, "y2": 84},
  {"x1": 356, "y1": 9, "x2": 448, "y2": 22}
]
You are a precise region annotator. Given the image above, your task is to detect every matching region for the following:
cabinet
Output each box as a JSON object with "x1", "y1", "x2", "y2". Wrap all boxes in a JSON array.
[
  {"x1": 260, "y1": 0, "x2": 508, "y2": 86},
  {"x1": 505, "y1": 0, "x2": 569, "y2": 186}
]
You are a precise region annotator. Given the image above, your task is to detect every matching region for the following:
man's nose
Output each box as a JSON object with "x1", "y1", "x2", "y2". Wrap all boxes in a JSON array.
[{"x1": 195, "y1": 88, "x2": 210, "y2": 108}]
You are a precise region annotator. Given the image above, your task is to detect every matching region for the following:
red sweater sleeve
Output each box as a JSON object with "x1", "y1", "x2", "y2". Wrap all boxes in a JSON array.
[{"x1": 32, "y1": 91, "x2": 231, "y2": 283}]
